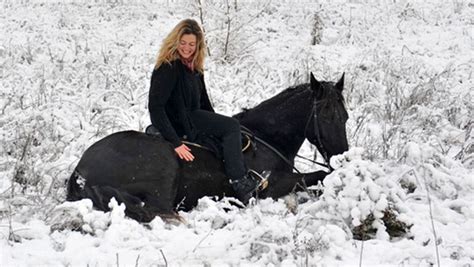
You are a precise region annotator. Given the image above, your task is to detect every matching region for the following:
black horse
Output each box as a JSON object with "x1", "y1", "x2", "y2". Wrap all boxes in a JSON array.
[{"x1": 67, "y1": 73, "x2": 348, "y2": 222}]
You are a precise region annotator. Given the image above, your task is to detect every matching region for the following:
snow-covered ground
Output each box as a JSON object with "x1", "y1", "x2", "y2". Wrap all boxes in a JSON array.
[{"x1": 0, "y1": 0, "x2": 473, "y2": 266}]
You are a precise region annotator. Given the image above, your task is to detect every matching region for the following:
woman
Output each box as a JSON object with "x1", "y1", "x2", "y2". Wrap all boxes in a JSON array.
[{"x1": 148, "y1": 19, "x2": 263, "y2": 204}]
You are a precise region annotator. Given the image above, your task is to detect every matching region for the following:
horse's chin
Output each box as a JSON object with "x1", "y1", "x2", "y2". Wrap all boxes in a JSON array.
[{"x1": 321, "y1": 141, "x2": 348, "y2": 161}]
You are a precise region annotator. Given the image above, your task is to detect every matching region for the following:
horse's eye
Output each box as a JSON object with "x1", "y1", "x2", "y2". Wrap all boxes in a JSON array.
[{"x1": 319, "y1": 111, "x2": 333, "y2": 123}]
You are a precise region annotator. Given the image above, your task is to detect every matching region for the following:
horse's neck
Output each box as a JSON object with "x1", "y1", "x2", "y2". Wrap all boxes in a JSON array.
[
  {"x1": 238, "y1": 89, "x2": 311, "y2": 159},
  {"x1": 245, "y1": 122, "x2": 305, "y2": 159}
]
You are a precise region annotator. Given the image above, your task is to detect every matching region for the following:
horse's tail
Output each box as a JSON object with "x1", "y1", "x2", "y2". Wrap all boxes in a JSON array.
[
  {"x1": 66, "y1": 169, "x2": 83, "y2": 202},
  {"x1": 66, "y1": 169, "x2": 182, "y2": 223}
]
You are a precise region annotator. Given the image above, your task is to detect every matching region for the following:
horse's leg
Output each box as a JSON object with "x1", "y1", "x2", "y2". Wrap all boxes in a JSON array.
[
  {"x1": 301, "y1": 171, "x2": 328, "y2": 187},
  {"x1": 67, "y1": 171, "x2": 178, "y2": 222},
  {"x1": 261, "y1": 171, "x2": 328, "y2": 199},
  {"x1": 121, "y1": 182, "x2": 179, "y2": 214},
  {"x1": 262, "y1": 172, "x2": 303, "y2": 199},
  {"x1": 82, "y1": 185, "x2": 157, "y2": 222}
]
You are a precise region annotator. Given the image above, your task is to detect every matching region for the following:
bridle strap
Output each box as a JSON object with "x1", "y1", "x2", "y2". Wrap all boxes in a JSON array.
[{"x1": 304, "y1": 98, "x2": 332, "y2": 171}]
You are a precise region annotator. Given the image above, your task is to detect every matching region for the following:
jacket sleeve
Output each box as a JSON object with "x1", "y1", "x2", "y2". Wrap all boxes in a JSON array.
[
  {"x1": 199, "y1": 75, "x2": 215, "y2": 113},
  {"x1": 148, "y1": 63, "x2": 182, "y2": 147}
]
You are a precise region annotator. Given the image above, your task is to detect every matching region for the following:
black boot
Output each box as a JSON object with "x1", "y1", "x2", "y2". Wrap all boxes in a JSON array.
[
  {"x1": 231, "y1": 176, "x2": 257, "y2": 204},
  {"x1": 231, "y1": 170, "x2": 271, "y2": 204}
]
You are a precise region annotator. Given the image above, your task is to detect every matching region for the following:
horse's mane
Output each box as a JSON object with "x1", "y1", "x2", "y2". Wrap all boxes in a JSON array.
[
  {"x1": 234, "y1": 80, "x2": 346, "y2": 125},
  {"x1": 233, "y1": 84, "x2": 311, "y2": 120}
]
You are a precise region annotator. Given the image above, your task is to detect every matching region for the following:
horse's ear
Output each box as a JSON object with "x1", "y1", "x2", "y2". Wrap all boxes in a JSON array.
[
  {"x1": 310, "y1": 72, "x2": 323, "y2": 98},
  {"x1": 336, "y1": 72, "x2": 345, "y2": 92}
]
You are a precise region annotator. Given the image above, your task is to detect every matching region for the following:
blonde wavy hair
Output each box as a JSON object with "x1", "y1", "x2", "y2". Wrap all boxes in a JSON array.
[{"x1": 155, "y1": 19, "x2": 207, "y2": 74}]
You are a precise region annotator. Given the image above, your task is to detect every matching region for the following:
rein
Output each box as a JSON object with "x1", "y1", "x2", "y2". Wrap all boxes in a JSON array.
[
  {"x1": 240, "y1": 126, "x2": 304, "y2": 174},
  {"x1": 295, "y1": 154, "x2": 330, "y2": 169}
]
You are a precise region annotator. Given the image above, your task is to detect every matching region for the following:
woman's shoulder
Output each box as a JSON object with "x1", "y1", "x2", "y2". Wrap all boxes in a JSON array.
[{"x1": 153, "y1": 59, "x2": 181, "y2": 73}]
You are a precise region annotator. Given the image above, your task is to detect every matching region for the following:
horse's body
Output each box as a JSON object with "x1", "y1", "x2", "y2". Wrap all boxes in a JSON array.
[{"x1": 67, "y1": 73, "x2": 348, "y2": 222}]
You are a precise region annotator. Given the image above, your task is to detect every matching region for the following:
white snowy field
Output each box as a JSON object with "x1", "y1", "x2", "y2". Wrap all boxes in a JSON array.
[{"x1": 0, "y1": 0, "x2": 473, "y2": 266}]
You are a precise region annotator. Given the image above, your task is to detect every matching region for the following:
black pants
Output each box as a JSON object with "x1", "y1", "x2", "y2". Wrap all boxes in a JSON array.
[{"x1": 190, "y1": 110, "x2": 246, "y2": 181}]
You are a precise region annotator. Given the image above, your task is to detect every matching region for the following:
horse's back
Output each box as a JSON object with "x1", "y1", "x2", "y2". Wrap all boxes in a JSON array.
[
  {"x1": 67, "y1": 130, "x2": 180, "y2": 221},
  {"x1": 76, "y1": 130, "x2": 178, "y2": 185}
]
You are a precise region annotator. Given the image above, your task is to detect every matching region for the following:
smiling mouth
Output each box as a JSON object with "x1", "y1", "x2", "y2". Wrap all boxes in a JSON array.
[{"x1": 181, "y1": 51, "x2": 193, "y2": 58}]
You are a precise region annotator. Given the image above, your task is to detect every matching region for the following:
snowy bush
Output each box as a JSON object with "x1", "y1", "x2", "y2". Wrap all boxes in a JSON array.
[
  {"x1": 187, "y1": 0, "x2": 271, "y2": 62},
  {"x1": 302, "y1": 148, "x2": 412, "y2": 240},
  {"x1": 48, "y1": 199, "x2": 111, "y2": 235},
  {"x1": 402, "y1": 142, "x2": 473, "y2": 200}
]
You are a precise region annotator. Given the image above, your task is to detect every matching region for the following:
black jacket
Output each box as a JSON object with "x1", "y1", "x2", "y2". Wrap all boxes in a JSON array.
[{"x1": 148, "y1": 60, "x2": 214, "y2": 147}]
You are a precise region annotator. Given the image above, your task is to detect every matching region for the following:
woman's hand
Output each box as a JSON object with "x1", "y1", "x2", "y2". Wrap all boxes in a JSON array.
[{"x1": 174, "y1": 144, "x2": 194, "y2": 161}]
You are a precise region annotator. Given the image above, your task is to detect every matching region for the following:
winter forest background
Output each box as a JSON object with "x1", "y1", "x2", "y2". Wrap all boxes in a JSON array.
[{"x1": 0, "y1": 0, "x2": 473, "y2": 266}]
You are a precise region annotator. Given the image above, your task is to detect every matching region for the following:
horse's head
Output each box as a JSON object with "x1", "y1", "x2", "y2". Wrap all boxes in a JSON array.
[{"x1": 305, "y1": 73, "x2": 349, "y2": 165}]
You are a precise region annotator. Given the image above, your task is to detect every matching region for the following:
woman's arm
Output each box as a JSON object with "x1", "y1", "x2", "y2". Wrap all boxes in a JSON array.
[{"x1": 148, "y1": 62, "x2": 182, "y2": 147}]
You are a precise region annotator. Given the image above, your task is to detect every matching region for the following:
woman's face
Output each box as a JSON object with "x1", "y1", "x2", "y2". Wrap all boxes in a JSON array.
[{"x1": 178, "y1": 34, "x2": 197, "y2": 60}]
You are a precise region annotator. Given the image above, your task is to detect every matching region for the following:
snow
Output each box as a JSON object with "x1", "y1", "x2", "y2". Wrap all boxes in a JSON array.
[{"x1": 1, "y1": 0, "x2": 473, "y2": 266}]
